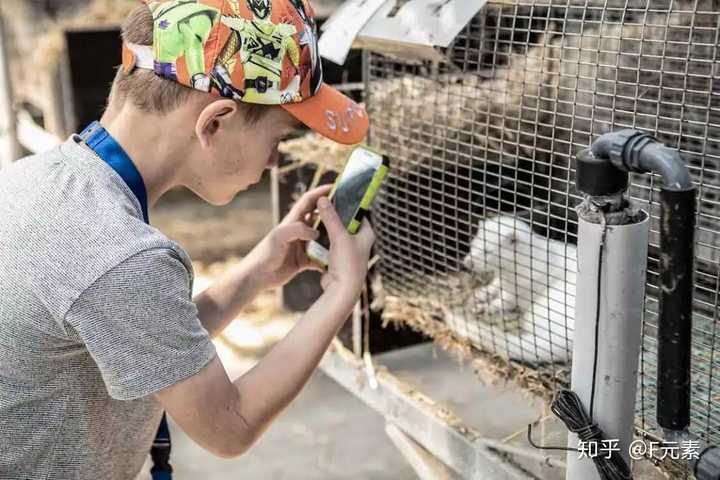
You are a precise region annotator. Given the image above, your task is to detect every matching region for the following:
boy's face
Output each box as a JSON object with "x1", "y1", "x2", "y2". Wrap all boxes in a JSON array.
[{"x1": 189, "y1": 105, "x2": 300, "y2": 205}]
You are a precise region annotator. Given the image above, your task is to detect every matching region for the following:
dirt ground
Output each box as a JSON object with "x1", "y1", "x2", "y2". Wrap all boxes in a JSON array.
[{"x1": 150, "y1": 174, "x2": 275, "y2": 265}]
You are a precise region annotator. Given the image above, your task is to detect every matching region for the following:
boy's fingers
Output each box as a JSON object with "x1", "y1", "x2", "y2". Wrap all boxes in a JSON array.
[
  {"x1": 317, "y1": 197, "x2": 346, "y2": 243},
  {"x1": 307, "y1": 183, "x2": 333, "y2": 194},
  {"x1": 275, "y1": 222, "x2": 318, "y2": 243},
  {"x1": 285, "y1": 184, "x2": 333, "y2": 223}
]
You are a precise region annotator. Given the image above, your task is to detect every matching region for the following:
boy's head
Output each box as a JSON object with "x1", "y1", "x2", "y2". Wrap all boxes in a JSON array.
[{"x1": 108, "y1": 0, "x2": 368, "y2": 204}]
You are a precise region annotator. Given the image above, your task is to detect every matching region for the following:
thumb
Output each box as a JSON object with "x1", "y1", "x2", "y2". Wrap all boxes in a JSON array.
[
  {"x1": 317, "y1": 196, "x2": 346, "y2": 243},
  {"x1": 356, "y1": 217, "x2": 376, "y2": 253}
]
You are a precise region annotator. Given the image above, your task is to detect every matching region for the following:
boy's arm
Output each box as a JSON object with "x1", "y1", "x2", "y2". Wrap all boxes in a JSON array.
[
  {"x1": 194, "y1": 184, "x2": 333, "y2": 338},
  {"x1": 155, "y1": 283, "x2": 357, "y2": 458},
  {"x1": 192, "y1": 261, "x2": 270, "y2": 338},
  {"x1": 155, "y1": 198, "x2": 374, "y2": 458}
]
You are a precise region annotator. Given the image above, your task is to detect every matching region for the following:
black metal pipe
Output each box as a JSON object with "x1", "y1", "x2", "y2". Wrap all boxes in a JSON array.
[
  {"x1": 657, "y1": 188, "x2": 695, "y2": 430},
  {"x1": 588, "y1": 129, "x2": 696, "y2": 432}
]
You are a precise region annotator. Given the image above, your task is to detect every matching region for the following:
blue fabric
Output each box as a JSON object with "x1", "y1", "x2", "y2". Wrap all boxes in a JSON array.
[
  {"x1": 79, "y1": 122, "x2": 171, "y2": 480},
  {"x1": 151, "y1": 472, "x2": 172, "y2": 480},
  {"x1": 79, "y1": 121, "x2": 149, "y2": 223}
]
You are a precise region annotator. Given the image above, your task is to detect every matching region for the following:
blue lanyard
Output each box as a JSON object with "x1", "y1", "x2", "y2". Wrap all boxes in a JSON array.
[
  {"x1": 78, "y1": 121, "x2": 172, "y2": 480},
  {"x1": 78, "y1": 121, "x2": 149, "y2": 223}
]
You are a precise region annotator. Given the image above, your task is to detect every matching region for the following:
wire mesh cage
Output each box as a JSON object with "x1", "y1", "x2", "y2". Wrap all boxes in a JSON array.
[{"x1": 365, "y1": 0, "x2": 720, "y2": 472}]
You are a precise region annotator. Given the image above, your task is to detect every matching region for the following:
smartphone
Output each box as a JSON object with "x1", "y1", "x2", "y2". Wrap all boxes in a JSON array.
[{"x1": 305, "y1": 145, "x2": 390, "y2": 268}]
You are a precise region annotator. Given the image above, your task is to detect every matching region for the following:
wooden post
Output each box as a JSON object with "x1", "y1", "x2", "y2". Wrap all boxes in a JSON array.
[{"x1": 0, "y1": 10, "x2": 20, "y2": 167}]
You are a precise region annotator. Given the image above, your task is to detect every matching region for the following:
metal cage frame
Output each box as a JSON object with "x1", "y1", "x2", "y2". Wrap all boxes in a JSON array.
[{"x1": 316, "y1": 1, "x2": 720, "y2": 478}]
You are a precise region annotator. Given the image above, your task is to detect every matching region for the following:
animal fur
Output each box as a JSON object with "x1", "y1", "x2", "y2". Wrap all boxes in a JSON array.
[{"x1": 447, "y1": 215, "x2": 577, "y2": 364}]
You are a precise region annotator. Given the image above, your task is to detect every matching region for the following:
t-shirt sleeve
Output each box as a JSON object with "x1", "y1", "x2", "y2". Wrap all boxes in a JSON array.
[{"x1": 64, "y1": 247, "x2": 217, "y2": 401}]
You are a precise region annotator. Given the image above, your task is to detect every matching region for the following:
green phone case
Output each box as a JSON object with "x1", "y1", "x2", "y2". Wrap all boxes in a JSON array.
[{"x1": 305, "y1": 145, "x2": 390, "y2": 267}]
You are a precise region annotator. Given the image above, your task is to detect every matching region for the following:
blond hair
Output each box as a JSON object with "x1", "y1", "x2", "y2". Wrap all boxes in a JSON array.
[{"x1": 109, "y1": 5, "x2": 268, "y2": 124}]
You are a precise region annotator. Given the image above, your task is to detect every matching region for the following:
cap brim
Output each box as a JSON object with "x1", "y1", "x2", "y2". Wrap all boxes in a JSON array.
[{"x1": 281, "y1": 83, "x2": 369, "y2": 145}]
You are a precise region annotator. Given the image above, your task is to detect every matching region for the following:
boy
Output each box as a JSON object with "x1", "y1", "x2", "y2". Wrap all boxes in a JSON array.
[{"x1": 0, "y1": 0, "x2": 374, "y2": 478}]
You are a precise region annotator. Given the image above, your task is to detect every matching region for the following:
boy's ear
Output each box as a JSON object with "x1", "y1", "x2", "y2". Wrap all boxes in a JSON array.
[{"x1": 195, "y1": 99, "x2": 238, "y2": 149}]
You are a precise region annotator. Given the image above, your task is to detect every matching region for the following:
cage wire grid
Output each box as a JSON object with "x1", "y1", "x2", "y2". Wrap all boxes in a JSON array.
[{"x1": 364, "y1": 0, "x2": 720, "y2": 471}]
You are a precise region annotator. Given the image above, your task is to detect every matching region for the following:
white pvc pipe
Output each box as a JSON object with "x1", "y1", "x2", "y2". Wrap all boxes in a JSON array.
[{"x1": 566, "y1": 211, "x2": 650, "y2": 479}]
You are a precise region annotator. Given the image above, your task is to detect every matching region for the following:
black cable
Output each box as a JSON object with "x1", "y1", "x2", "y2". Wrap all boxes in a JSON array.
[
  {"x1": 527, "y1": 423, "x2": 577, "y2": 453},
  {"x1": 551, "y1": 390, "x2": 632, "y2": 480},
  {"x1": 527, "y1": 391, "x2": 632, "y2": 479},
  {"x1": 589, "y1": 215, "x2": 607, "y2": 418}
]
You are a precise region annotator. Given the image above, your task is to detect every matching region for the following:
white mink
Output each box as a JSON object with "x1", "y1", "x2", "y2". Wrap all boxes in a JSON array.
[{"x1": 457, "y1": 215, "x2": 577, "y2": 364}]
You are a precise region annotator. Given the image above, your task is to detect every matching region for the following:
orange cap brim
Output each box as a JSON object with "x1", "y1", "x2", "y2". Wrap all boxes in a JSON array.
[{"x1": 281, "y1": 83, "x2": 369, "y2": 145}]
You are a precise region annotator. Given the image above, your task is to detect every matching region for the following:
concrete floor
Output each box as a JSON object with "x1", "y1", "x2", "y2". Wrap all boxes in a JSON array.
[
  {"x1": 140, "y1": 372, "x2": 416, "y2": 480},
  {"x1": 137, "y1": 369, "x2": 416, "y2": 480}
]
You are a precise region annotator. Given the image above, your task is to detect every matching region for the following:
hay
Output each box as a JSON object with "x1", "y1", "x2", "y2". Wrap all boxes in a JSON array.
[
  {"x1": 371, "y1": 272, "x2": 569, "y2": 402},
  {"x1": 278, "y1": 132, "x2": 356, "y2": 174},
  {"x1": 374, "y1": 278, "x2": 677, "y2": 476},
  {"x1": 368, "y1": 32, "x2": 560, "y2": 171}
]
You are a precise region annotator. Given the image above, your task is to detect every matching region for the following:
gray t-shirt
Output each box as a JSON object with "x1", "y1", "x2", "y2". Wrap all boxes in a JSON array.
[{"x1": 0, "y1": 136, "x2": 217, "y2": 479}]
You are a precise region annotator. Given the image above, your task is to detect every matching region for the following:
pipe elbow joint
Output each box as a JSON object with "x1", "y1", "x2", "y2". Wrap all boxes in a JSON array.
[
  {"x1": 590, "y1": 129, "x2": 694, "y2": 191},
  {"x1": 590, "y1": 129, "x2": 652, "y2": 172}
]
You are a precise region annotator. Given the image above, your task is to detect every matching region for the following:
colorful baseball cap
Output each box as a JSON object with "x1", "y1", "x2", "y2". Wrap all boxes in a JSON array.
[{"x1": 122, "y1": 0, "x2": 368, "y2": 145}]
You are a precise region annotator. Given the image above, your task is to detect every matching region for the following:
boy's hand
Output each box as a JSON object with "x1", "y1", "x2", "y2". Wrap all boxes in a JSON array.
[
  {"x1": 241, "y1": 184, "x2": 332, "y2": 290},
  {"x1": 315, "y1": 196, "x2": 375, "y2": 300}
]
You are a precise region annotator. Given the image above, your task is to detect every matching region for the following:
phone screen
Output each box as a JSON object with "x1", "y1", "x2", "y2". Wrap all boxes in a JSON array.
[{"x1": 315, "y1": 147, "x2": 384, "y2": 250}]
